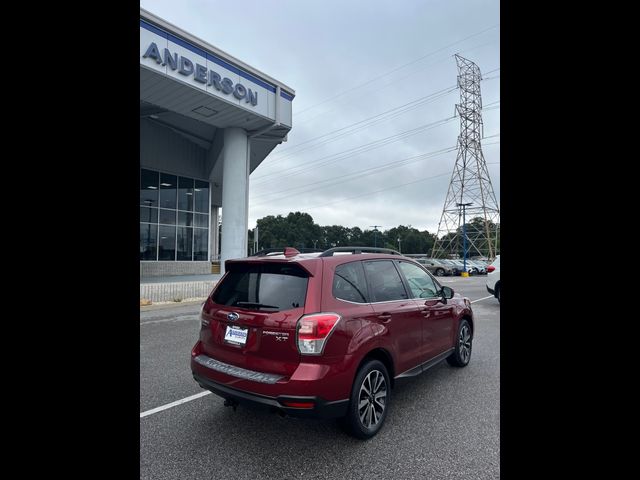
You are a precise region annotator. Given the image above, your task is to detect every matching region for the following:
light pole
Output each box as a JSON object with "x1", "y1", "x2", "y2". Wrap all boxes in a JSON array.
[
  {"x1": 397, "y1": 237, "x2": 402, "y2": 253},
  {"x1": 370, "y1": 225, "x2": 382, "y2": 247},
  {"x1": 456, "y1": 203, "x2": 473, "y2": 273}
]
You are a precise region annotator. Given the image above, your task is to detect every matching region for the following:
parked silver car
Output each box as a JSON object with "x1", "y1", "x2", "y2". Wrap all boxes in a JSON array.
[{"x1": 417, "y1": 258, "x2": 454, "y2": 276}]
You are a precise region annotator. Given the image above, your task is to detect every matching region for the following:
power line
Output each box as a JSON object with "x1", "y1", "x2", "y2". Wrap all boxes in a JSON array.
[
  {"x1": 289, "y1": 171, "x2": 454, "y2": 211},
  {"x1": 251, "y1": 146, "x2": 457, "y2": 205},
  {"x1": 254, "y1": 115, "x2": 498, "y2": 190},
  {"x1": 253, "y1": 140, "x2": 500, "y2": 204},
  {"x1": 249, "y1": 50, "x2": 499, "y2": 199},
  {"x1": 252, "y1": 116, "x2": 457, "y2": 186},
  {"x1": 267, "y1": 85, "x2": 457, "y2": 162},
  {"x1": 258, "y1": 89, "x2": 499, "y2": 188},
  {"x1": 294, "y1": 42, "x2": 499, "y2": 128},
  {"x1": 293, "y1": 24, "x2": 499, "y2": 117},
  {"x1": 251, "y1": 140, "x2": 499, "y2": 214}
]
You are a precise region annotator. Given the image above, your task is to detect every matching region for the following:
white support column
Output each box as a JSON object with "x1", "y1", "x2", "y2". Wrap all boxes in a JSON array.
[{"x1": 220, "y1": 128, "x2": 249, "y2": 274}]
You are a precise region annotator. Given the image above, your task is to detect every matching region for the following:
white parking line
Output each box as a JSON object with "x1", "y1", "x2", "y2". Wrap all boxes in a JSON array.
[
  {"x1": 470, "y1": 295, "x2": 494, "y2": 304},
  {"x1": 140, "y1": 391, "x2": 211, "y2": 418}
]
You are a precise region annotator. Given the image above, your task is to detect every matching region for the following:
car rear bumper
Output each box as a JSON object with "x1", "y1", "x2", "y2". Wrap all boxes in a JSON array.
[{"x1": 193, "y1": 372, "x2": 349, "y2": 419}]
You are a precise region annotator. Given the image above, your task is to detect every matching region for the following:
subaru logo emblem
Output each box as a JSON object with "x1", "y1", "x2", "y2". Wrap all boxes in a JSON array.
[{"x1": 227, "y1": 312, "x2": 239, "y2": 322}]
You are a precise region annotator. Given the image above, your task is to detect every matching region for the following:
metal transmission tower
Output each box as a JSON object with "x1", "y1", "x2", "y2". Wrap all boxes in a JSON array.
[{"x1": 431, "y1": 54, "x2": 500, "y2": 260}]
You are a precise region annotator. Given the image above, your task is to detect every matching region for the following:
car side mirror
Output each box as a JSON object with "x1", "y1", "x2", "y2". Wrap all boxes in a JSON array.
[{"x1": 441, "y1": 286, "x2": 454, "y2": 299}]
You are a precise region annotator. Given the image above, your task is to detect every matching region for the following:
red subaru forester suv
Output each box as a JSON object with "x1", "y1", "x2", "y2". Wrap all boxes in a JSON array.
[{"x1": 191, "y1": 247, "x2": 474, "y2": 439}]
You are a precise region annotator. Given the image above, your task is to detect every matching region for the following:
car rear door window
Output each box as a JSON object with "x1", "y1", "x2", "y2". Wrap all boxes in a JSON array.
[
  {"x1": 363, "y1": 260, "x2": 408, "y2": 302},
  {"x1": 212, "y1": 263, "x2": 308, "y2": 311},
  {"x1": 333, "y1": 261, "x2": 369, "y2": 303}
]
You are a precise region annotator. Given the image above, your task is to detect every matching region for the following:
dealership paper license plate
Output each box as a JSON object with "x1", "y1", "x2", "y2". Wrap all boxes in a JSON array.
[{"x1": 224, "y1": 325, "x2": 248, "y2": 345}]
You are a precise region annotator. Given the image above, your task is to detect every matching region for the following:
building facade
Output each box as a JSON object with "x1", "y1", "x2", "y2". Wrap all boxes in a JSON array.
[{"x1": 139, "y1": 8, "x2": 294, "y2": 276}]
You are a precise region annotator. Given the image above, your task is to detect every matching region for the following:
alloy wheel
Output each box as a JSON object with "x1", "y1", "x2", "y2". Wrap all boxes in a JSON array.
[
  {"x1": 358, "y1": 370, "x2": 387, "y2": 429},
  {"x1": 459, "y1": 324, "x2": 472, "y2": 363}
]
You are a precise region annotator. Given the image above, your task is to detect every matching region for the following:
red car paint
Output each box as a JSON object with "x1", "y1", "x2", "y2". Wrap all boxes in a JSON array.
[{"x1": 191, "y1": 251, "x2": 473, "y2": 419}]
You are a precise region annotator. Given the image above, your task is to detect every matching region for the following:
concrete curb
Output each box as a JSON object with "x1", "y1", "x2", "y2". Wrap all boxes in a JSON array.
[
  {"x1": 140, "y1": 299, "x2": 205, "y2": 311},
  {"x1": 140, "y1": 280, "x2": 217, "y2": 303}
]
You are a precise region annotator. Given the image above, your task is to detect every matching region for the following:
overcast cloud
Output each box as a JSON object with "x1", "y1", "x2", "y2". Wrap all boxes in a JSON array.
[{"x1": 140, "y1": 0, "x2": 500, "y2": 233}]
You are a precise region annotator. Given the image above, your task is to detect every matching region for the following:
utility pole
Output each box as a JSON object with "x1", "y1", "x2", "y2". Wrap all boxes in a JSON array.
[
  {"x1": 432, "y1": 54, "x2": 500, "y2": 260},
  {"x1": 398, "y1": 237, "x2": 402, "y2": 253},
  {"x1": 457, "y1": 202, "x2": 472, "y2": 272},
  {"x1": 370, "y1": 225, "x2": 382, "y2": 247}
]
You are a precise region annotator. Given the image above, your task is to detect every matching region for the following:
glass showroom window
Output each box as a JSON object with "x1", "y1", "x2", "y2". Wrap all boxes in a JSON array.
[{"x1": 140, "y1": 168, "x2": 209, "y2": 261}]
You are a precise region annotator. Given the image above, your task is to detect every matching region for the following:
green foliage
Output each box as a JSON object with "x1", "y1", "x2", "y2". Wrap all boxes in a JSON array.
[{"x1": 249, "y1": 212, "x2": 449, "y2": 255}]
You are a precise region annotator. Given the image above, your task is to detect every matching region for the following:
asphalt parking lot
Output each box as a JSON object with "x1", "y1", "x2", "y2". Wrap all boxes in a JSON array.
[{"x1": 140, "y1": 275, "x2": 499, "y2": 480}]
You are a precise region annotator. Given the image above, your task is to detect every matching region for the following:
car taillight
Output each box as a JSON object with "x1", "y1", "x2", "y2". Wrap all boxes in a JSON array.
[
  {"x1": 296, "y1": 313, "x2": 341, "y2": 355},
  {"x1": 487, "y1": 265, "x2": 495, "y2": 272},
  {"x1": 191, "y1": 341, "x2": 202, "y2": 357}
]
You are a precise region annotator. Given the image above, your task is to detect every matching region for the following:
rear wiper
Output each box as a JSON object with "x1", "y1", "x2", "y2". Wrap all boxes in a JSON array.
[{"x1": 235, "y1": 301, "x2": 279, "y2": 310}]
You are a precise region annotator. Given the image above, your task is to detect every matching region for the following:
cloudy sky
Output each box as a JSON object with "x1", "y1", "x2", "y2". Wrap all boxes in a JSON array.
[{"x1": 140, "y1": 0, "x2": 500, "y2": 234}]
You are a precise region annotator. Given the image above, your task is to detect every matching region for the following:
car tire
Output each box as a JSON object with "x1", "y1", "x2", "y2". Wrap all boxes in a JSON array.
[
  {"x1": 446, "y1": 319, "x2": 473, "y2": 367},
  {"x1": 341, "y1": 359, "x2": 390, "y2": 439},
  {"x1": 435, "y1": 268, "x2": 445, "y2": 276}
]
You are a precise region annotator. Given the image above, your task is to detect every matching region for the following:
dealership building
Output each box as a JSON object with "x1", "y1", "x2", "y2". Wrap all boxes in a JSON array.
[{"x1": 140, "y1": 8, "x2": 294, "y2": 276}]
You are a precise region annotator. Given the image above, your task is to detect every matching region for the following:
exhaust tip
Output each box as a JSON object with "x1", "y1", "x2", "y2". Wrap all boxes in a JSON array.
[
  {"x1": 270, "y1": 407, "x2": 287, "y2": 417},
  {"x1": 223, "y1": 398, "x2": 239, "y2": 411}
]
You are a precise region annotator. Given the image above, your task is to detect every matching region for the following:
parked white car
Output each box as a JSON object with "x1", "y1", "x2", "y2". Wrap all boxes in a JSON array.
[{"x1": 486, "y1": 255, "x2": 500, "y2": 303}]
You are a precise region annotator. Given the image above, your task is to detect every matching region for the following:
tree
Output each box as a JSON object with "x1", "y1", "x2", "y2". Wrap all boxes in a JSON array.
[
  {"x1": 322, "y1": 225, "x2": 350, "y2": 248},
  {"x1": 255, "y1": 214, "x2": 288, "y2": 248},
  {"x1": 285, "y1": 212, "x2": 321, "y2": 249},
  {"x1": 250, "y1": 211, "x2": 443, "y2": 255},
  {"x1": 254, "y1": 212, "x2": 322, "y2": 250},
  {"x1": 349, "y1": 226, "x2": 364, "y2": 245},
  {"x1": 382, "y1": 225, "x2": 435, "y2": 254}
]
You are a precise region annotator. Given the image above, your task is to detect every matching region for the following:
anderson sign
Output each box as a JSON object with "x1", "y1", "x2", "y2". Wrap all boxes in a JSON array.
[{"x1": 143, "y1": 42, "x2": 258, "y2": 106}]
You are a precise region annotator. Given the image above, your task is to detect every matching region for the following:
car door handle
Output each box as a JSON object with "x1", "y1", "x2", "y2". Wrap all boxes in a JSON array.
[
  {"x1": 377, "y1": 313, "x2": 392, "y2": 322},
  {"x1": 420, "y1": 308, "x2": 430, "y2": 317}
]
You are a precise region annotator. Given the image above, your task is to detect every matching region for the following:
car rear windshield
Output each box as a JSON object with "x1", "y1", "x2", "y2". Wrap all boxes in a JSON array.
[{"x1": 212, "y1": 262, "x2": 309, "y2": 311}]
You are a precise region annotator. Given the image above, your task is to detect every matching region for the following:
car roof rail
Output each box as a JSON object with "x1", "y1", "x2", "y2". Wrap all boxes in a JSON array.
[
  {"x1": 250, "y1": 247, "x2": 324, "y2": 257},
  {"x1": 318, "y1": 246, "x2": 402, "y2": 257},
  {"x1": 250, "y1": 248, "x2": 282, "y2": 257}
]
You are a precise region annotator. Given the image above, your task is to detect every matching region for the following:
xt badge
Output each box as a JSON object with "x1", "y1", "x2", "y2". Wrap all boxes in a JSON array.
[{"x1": 263, "y1": 331, "x2": 289, "y2": 342}]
